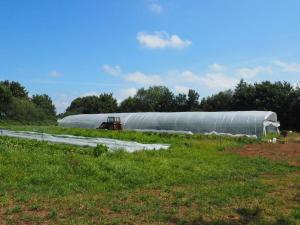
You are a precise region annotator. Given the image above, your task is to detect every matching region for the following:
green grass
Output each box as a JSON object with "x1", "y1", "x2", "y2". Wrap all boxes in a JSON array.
[{"x1": 0, "y1": 124, "x2": 299, "y2": 224}]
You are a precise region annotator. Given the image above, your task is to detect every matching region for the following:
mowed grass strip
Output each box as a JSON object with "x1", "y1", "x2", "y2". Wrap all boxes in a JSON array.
[{"x1": 0, "y1": 125, "x2": 299, "y2": 224}]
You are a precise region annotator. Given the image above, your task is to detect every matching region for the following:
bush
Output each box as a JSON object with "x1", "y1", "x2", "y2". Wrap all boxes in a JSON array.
[
  {"x1": 5, "y1": 97, "x2": 56, "y2": 124},
  {"x1": 93, "y1": 144, "x2": 109, "y2": 157},
  {"x1": 0, "y1": 80, "x2": 57, "y2": 124},
  {"x1": 31, "y1": 94, "x2": 56, "y2": 117}
]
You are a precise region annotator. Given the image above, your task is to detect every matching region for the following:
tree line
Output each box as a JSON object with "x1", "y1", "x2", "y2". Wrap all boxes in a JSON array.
[
  {"x1": 63, "y1": 80, "x2": 300, "y2": 131},
  {"x1": 200, "y1": 80, "x2": 299, "y2": 130},
  {"x1": 64, "y1": 86, "x2": 201, "y2": 116},
  {"x1": 0, "y1": 80, "x2": 56, "y2": 123},
  {"x1": 1, "y1": 80, "x2": 299, "y2": 131}
]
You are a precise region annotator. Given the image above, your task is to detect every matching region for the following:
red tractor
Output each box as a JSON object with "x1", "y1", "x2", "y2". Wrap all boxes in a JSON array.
[{"x1": 99, "y1": 117, "x2": 122, "y2": 130}]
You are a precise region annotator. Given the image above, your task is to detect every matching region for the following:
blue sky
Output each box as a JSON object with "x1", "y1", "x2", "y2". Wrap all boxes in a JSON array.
[{"x1": 1, "y1": 0, "x2": 300, "y2": 113}]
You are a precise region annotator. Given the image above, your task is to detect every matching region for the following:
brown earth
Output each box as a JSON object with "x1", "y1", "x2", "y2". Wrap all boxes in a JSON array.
[{"x1": 230, "y1": 137, "x2": 300, "y2": 166}]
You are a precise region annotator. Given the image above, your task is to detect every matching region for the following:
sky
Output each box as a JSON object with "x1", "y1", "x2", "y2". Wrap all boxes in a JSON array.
[{"x1": 0, "y1": 0, "x2": 300, "y2": 113}]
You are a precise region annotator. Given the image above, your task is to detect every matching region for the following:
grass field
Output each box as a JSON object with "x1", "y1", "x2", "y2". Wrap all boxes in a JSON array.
[{"x1": 0, "y1": 125, "x2": 299, "y2": 224}]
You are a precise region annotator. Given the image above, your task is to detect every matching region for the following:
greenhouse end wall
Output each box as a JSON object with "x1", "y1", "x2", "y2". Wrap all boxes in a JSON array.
[{"x1": 58, "y1": 111, "x2": 280, "y2": 137}]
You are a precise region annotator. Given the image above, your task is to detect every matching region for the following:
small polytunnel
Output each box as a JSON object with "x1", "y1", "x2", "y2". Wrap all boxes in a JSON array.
[{"x1": 58, "y1": 111, "x2": 280, "y2": 137}]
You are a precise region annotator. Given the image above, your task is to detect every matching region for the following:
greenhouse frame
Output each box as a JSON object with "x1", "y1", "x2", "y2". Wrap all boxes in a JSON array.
[{"x1": 58, "y1": 111, "x2": 280, "y2": 137}]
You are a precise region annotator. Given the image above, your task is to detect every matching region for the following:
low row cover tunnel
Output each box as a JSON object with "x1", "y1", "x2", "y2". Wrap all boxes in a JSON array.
[{"x1": 58, "y1": 111, "x2": 280, "y2": 137}]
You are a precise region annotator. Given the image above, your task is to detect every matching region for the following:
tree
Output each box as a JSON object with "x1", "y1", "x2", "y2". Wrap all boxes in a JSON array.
[
  {"x1": 0, "y1": 80, "x2": 28, "y2": 98},
  {"x1": 98, "y1": 93, "x2": 118, "y2": 113},
  {"x1": 200, "y1": 90, "x2": 233, "y2": 111},
  {"x1": 253, "y1": 81, "x2": 295, "y2": 129},
  {"x1": 32, "y1": 94, "x2": 56, "y2": 117},
  {"x1": 118, "y1": 86, "x2": 177, "y2": 112},
  {"x1": 186, "y1": 89, "x2": 200, "y2": 111},
  {"x1": 232, "y1": 79, "x2": 256, "y2": 110},
  {"x1": 118, "y1": 97, "x2": 139, "y2": 112},
  {"x1": 67, "y1": 96, "x2": 100, "y2": 114},
  {"x1": 174, "y1": 93, "x2": 188, "y2": 111},
  {"x1": 289, "y1": 87, "x2": 300, "y2": 130},
  {"x1": 6, "y1": 98, "x2": 49, "y2": 123},
  {"x1": 199, "y1": 79, "x2": 300, "y2": 131},
  {"x1": 66, "y1": 93, "x2": 118, "y2": 114},
  {"x1": 0, "y1": 84, "x2": 13, "y2": 115},
  {"x1": 0, "y1": 80, "x2": 55, "y2": 124},
  {"x1": 134, "y1": 86, "x2": 175, "y2": 112}
]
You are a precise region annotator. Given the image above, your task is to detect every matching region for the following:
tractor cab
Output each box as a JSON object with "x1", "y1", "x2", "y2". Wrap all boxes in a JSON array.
[{"x1": 99, "y1": 116, "x2": 122, "y2": 130}]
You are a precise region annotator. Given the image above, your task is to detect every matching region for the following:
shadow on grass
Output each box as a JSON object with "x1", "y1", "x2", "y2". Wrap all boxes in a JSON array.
[{"x1": 168, "y1": 207, "x2": 297, "y2": 225}]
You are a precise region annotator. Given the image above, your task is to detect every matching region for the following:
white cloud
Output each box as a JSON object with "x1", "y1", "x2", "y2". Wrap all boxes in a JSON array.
[
  {"x1": 49, "y1": 70, "x2": 62, "y2": 78},
  {"x1": 54, "y1": 94, "x2": 72, "y2": 114},
  {"x1": 274, "y1": 60, "x2": 300, "y2": 73},
  {"x1": 102, "y1": 64, "x2": 121, "y2": 76},
  {"x1": 200, "y1": 73, "x2": 238, "y2": 90},
  {"x1": 137, "y1": 31, "x2": 191, "y2": 49},
  {"x1": 115, "y1": 88, "x2": 138, "y2": 105},
  {"x1": 125, "y1": 71, "x2": 163, "y2": 85},
  {"x1": 209, "y1": 63, "x2": 225, "y2": 72},
  {"x1": 179, "y1": 70, "x2": 202, "y2": 83},
  {"x1": 293, "y1": 82, "x2": 300, "y2": 89},
  {"x1": 148, "y1": 2, "x2": 163, "y2": 14},
  {"x1": 118, "y1": 88, "x2": 137, "y2": 101},
  {"x1": 175, "y1": 85, "x2": 190, "y2": 94},
  {"x1": 81, "y1": 91, "x2": 100, "y2": 97},
  {"x1": 121, "y1": 88, "x2": 137, "y2": 97},
  {"x1": 175, "y1": 70, "x2": 237, "y2": 91},
  {"x1": 236, "y1": 66, "x2": 272, "y2": 78}
]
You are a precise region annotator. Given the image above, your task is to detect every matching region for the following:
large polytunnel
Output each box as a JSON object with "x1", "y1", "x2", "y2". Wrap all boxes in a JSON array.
[{"x1": 58, "y1": 111, "x2": 280, "y2": 137}]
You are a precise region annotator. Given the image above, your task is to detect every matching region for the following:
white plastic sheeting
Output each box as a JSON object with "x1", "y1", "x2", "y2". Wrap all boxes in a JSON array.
[
  {"x1": 0, "y1": 130, "x2": 170, "y2": 152},
  {"x1": 132, "y1": 129, "x2": 194, "y2": 135},
  {"x1": 58, "y1": 111, "x2": 280, "y2": 137}
]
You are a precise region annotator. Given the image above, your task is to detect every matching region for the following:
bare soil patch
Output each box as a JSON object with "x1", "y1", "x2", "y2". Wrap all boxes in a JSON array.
[{"x1": 230, "y1": 141, "x2": 300, "y2": 166}]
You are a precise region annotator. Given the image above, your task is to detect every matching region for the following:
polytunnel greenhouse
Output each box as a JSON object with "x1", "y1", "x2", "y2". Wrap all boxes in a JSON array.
[{"x1": 58, "y1": 111, "x2": 280, "y2": 137}]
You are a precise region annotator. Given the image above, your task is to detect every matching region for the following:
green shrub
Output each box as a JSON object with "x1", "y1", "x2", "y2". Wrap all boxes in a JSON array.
[
  {"x1": 0, "y1": 80, "x2": 56, "y2": 124},
  {"x1": 5, "y1": 98, "x2": 56, "y2": 124},
  {"x1": 93, "y1": 144, "x2": 109, "y2": 157},
  {"x1": 47, "y1": 208, "x2": 57, "y2": 219}
]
